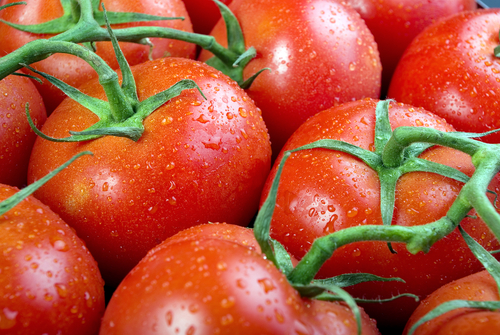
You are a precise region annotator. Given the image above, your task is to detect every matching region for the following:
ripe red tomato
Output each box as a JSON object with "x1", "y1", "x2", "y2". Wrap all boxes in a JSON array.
[
  {"x1": 343, "y1": 0, "x2": 477, "y2": 94},
  {"x1": 27, "y1": 57, "x2": 271, "y2": 287},
  {"x1": 260, "y1": 98, "x2": 500, "y2": 329},
  {"x1": 0, "y1": 0, "x2": 196, "y2": 113},
  {"x1": 0, "y1": 74, "x2": 46, "y2": 188},
  {"x1": 199, "y1": 0, "x2": 382, "y2": 157},
  {"x1": 181, "y1": 0, "x2": 232, "y2": 35},
  {"x1": 0, "y1": 184, "x2": 105, "y2": 335},
  {"x1": 403, "y1": 270, "x2": 500, "y2": 335},
  {"x1": 388, "y1": 8, "x2": 500, "y2": 143},
  {"x1": 100, "y1": 222, "x2": 381, "y2": 335}
]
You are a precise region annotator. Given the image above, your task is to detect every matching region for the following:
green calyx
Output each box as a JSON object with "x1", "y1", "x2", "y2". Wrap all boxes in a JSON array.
[
  {"x1": 0, "y1": 0, "x2": 183, "y2": 43},
  {"x1": 253, "y1": 99, "x2": 500, "y2": 335},
  {"x1": 0, "y1": 0, "x2": 267, "y2": 89},
  {"x1": 21, "y1": 5, "x2": 205, "y2": 142}
]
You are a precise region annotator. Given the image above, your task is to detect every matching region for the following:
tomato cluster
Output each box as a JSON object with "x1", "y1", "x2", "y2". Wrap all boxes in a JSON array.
[{"x1": 1, "y1": 0, "x2": 500, "y2": 334}]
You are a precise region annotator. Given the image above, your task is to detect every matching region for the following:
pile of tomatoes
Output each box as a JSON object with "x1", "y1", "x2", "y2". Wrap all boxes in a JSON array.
[{"x1": 1, "y1": 0, "x2": 500, "y2": 334}]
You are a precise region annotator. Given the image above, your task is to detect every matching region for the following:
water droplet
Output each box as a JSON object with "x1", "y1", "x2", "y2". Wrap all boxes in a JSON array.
[
  {"x1": 258, "y1": 278, "x2": 276, "y2": 293},
  {"x1": 349, "y1": 62, "x2": 356, "y2": 71},
  {"x1": 166, "y1": 162, "x2": 175, "y2": 170},
  {"x1": 347, "y1": 208, "x2": 358, "y2": 218},
  {"x1": 195, "y1": 114, "x2": 210, "y2": 124},
  {"x1": 0, "y1": 308, "x2": 18, "y2": 329},
  {"x1": 236, "y1": 278, "x2": 247, "y2": 289},
  {"x1": 203, "y1": 142, "x2": 220, "y2": 150},
  {"x1": 55, "y1": 283, "x2": 68, "y2": 298},
  {"x1": 188, "y1": 304, "x2": 199, "y2": 313},
  {"x1": 51, "y1": 238, "x2": 69, "y2": 252},
  {"x1": 220, "y1": 296, "x2": 235, "y2": 308},
  {"x1": 165, "y1": 311, "x2": 173, "y2": 325},
  {"x1": 161, "y1": 116, "x2": 173, "y2": 125},
  {"x1": 102, "y1": 182, "x2": 109, "y2": 192},
  {"x1": 217, "y1": 262, "x2": 227, "y2": 271},
  {"x1": 275, "y1": 309, "x2": 285, "y2": 323},
  {"x1": 238, "y1": 108, "x2": 248, "y2": 118},
  {"x1": 352, "y1": 248, "x2": 361, "y2": 257},
  {"x1": 221, "y1": 314, "x2": 234, "y2": 325}
]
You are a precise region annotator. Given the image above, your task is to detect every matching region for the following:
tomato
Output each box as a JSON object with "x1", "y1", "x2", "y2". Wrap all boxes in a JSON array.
[
  {"x1": 0, "y1": 183, "x2": 105, "y2": 335},
  {"x1": 0, "y1": 0, "x2": 196, "y2": 113},
  {"x1": 199, "y1": 0, "x2": 381, "y2": 157},
  {"x1": 343, "y1": 0, "x2": 476, "y2": 95},
  {"x1": 388, "y1": 8, "x2": 500, "y2": 143},
  {"x1": 27, "y1": 57, "x2": 272, "y2": 287},
  {"x1": 100, "y1": 222, "x2": 381, "y2": 335},
  {"x1": 181, "y1": 0, "x2": 232, "y2": 35},
  {"x1": 403, "y1": 270, "x2": 500, "y2": 335},
  {"x1": 0, "y1": 74, "x2": 46, "y2": 188},
  {"x1": 260, "y1": 98, "x2": 500, "y2": 329}
]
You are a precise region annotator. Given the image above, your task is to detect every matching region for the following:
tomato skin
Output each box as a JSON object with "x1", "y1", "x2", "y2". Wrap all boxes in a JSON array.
[
  {"x1": 199, "y1": 0, "x2": 381, "y2": 157},
  {"x1": 27, "y1": 57, "x2": 271, "y2": 287},
  {"x1": 100, "y1": 223, "x2": 380, "y2": 335},
  {"x1": 181, "y1": 0, "x2": 232, "y2": 35},
  {"x1": 260, "y1": 98, "x2": 500, "y2": 329},
  {"x1": 0, "y1": 184, "x2": 105, "y2": 335},
  {"x1": 388, "y1": 9, "x2": 500, "y2": 143},
  {"x1": 403, "y1": 270, "x2": 500, "y2": 335},
  {"x1": 0, "y1": 0, "x2": 196, "y2": 113},
  {"x1": 343, "y1": 0, "x2": 476, "y2": 94},
  {"x1": 0, "y1": 74, "x2": 46, "y2": 188}
]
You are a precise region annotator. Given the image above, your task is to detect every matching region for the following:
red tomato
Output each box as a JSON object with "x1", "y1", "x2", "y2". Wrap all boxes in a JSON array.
[
  {"x1": 0, "y1": 184, "x2": 105, "y2": 335},
  {"x1": 181, "y1": 0, "x2": 232, "y2": 35},
  {"x1": 100, "y1": 222, "x2": 381, "y2": 335},
  {"x1": 260, "y1": 98, "x2": 500, "y2": 329},
  {"x1": 388, "y1": 9, "x2": 500, "y2": 143},
  {"x1": 0, "y1": 74, "x2": 46, "y2": 188},
  {"x1": 27, "y1": 57, "x2": 272, "y2": 287},
  {"x1": 199, "y1": 0, "x2": 382, "y2": 157},
  {"x1": 403, "y1": 270, "x2": 500, "y2": 335},
  {"x1": 343, "y1": 0, "x2": 476, "y2": 94},
  {"x1": 0, "y1": 0, "x2": 196, "y2": 113}
]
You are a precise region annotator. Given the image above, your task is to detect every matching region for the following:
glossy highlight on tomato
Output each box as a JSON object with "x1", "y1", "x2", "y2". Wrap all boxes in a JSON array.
[{"x1": 27, "y1": 57, "x2": 272, "y2": 287}]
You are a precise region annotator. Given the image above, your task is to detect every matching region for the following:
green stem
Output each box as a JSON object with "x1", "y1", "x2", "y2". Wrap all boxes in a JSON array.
[
  {"x1": 79, "y1": 26, "x2": 239, "y2": 65},
  {"x1": 466, "y1": 147, "x2": 500, "y2": 240},
  {"x1": 287, "y1": 218, "x2": 456, "y2": 285},
  {"x1": 0, "y1": 39, "x2": 132, "y2": 121},
  {"x1": 383, "y1": 127, "x2": 484, "y2": 167}
]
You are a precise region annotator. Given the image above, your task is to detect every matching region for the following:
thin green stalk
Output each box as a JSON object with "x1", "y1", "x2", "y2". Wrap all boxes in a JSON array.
[
  {"x1": 0, "y1": 39, "x2": 133, "y2": 121},
  {"x1": 383, "y1": 126, "x2": 485, "y2": 167},
  {"x1": 287, "y1": 218, "x2": 456, "y2": 285}
]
